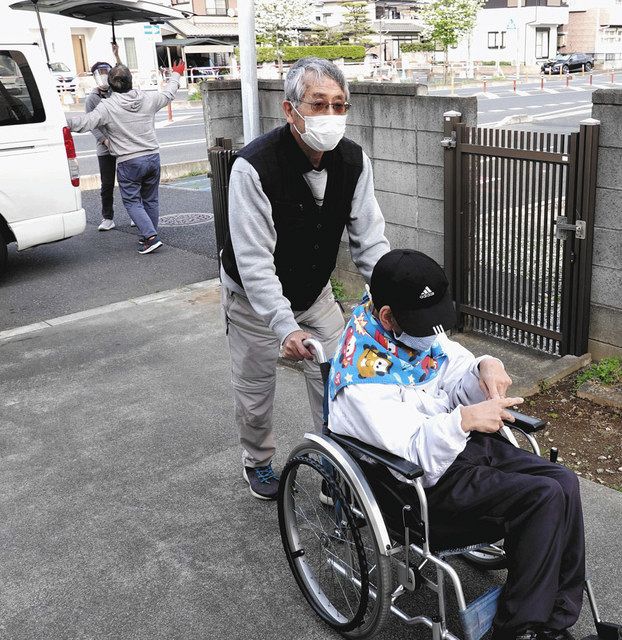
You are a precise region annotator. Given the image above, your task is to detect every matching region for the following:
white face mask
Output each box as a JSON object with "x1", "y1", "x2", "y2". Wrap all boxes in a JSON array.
[
  {"x1": 393, "y1": 332, "x2": 437, "y2": 353},
  {"x1": 292, "y1": 105, "x2": 347, "y2": 152}
]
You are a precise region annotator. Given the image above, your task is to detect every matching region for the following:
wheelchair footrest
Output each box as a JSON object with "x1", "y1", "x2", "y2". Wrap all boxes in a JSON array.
[{"x1": 459, "y1": 586, "x2": 503, "y2": 640}]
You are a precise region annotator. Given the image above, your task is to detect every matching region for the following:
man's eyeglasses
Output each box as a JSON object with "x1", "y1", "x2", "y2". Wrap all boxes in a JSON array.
[{"x1": 297, "y1": 100, "x2": 351, "y2": 115}]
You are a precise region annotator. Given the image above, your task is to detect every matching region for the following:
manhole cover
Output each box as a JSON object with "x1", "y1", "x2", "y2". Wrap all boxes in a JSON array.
[{"x1": 158, "y1": 213, "x2": 214, "y2": 227}]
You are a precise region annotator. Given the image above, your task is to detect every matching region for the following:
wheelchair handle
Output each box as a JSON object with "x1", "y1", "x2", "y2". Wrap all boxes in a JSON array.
[{"x1": 303, "y1": 338, "x2": 328, "y2": 364}]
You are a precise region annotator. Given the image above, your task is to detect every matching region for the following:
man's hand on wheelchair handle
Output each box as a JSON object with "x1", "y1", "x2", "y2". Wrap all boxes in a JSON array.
[
  {"x1": 478, "y1": 357, "x2": 512, "y2": 399},
  {"x1": 282, "y1": 330, "x2": 314, "y2": 361},
  {"x1": 460, "y1": 397, "x2": 524, "y2": 433}
]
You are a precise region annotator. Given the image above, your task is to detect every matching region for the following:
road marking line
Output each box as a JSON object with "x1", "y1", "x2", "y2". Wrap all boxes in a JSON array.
[
  {"x1": 516, "y1": 90, "x2": 530, "y2": 96},
  {"x1": 534, "y1": 107, "x2": 591, "y2": 121},
  {"x1": 155, "y1": 115, "x2": 193, "y2": 128},
  {"x1": 0, "y1": 280, "x2": 220, "y2": 342},
  {"x1": 542, "y1": 88, "x2": 558, "y2": 94},
  {"x1": 567, "y1": 86, "x2": 585, "y2": 92},
  {"x1": 478, "y1": 92, "x2": 500, "y2": 99},
  {"x1": 77, "y1": 138, "x2": 206, "y2": 159}
]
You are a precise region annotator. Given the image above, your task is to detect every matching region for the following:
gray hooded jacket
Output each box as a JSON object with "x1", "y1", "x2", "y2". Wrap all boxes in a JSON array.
[{"x1": 67, "y1": 73, "x2": 180, "y2": 163}]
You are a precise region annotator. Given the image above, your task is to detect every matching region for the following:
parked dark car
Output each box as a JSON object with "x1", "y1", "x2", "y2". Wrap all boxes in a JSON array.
[{"x1": 541, "y1": 53, "x2": 594, "y2": 74}]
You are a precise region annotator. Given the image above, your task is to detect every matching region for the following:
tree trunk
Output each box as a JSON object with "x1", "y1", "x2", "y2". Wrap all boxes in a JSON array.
[{"x1": 444, "y1": 46, "x2": 449, "y2": 85}]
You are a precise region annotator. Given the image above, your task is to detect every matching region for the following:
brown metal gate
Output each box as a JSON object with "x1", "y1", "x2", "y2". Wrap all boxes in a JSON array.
[{"x1": 443, "y1": 111, "x2": 599, "y2": 357}]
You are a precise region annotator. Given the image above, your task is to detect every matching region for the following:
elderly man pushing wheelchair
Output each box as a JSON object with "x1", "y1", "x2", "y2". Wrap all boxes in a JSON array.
[{"x1": 328, "y1": 249, "x2": 585, "y2": 640}]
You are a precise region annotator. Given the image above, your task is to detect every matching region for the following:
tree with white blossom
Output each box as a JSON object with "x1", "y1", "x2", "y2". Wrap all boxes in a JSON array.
[
  {"x1": 419, "y1": 0, "x2": 484, "y2": 83},
  {"x1": 255, "y1": 0, "x2": 314, "y2": 76}
]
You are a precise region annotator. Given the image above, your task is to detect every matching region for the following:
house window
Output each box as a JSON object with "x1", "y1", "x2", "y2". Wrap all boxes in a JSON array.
[
  {"x1": 124, "y1": 37, "x2": 138, "y2": 69},
  {"x1": 205, "y1": 0, "x2": 228, "y2": 15},
  {"x1": 535, "y1": 28, "x2": 550, "y2": 59},
  {"x1": 488, "y1": 31, "x2": 506, "y2": 49}
]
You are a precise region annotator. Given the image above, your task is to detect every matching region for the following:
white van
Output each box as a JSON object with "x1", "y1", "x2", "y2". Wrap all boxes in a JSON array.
[{"x1": 0, "y1": 43, "x2": 85, "y2": 276}]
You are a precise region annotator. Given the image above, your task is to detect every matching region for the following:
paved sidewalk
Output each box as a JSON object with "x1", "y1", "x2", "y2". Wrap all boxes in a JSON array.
[{"x1": 0, "y1": 281, "x2": 620, "y2": 639}]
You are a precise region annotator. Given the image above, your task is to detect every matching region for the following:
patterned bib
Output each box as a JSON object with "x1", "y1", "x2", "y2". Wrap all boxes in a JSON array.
[{"x1": 328, "y1": 297, "x2": 447, "y2": 400}]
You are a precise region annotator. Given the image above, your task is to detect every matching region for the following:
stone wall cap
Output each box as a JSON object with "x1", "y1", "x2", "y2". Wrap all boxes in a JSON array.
[
  {"x1": 200, "y1": 79, "x2": 241, "y2": 92},
  {"x1": 592, "y1": 88, "x2": 622, "y2": 105}
]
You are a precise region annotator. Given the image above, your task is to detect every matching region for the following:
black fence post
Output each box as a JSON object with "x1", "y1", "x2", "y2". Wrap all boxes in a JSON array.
[
  {"x1": 209, "y1": 138, "x2": 234, "y2": 270},
  {"x1": 442, "y1": 110, "x2": 463, "y2": 328}
]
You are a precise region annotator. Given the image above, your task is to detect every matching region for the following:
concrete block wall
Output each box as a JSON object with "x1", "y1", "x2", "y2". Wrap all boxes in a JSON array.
[
  {"x1": 201, "y1": 79, "x2": 477, "y2": 295},
  {"x1": 589, "y1": 89, "x2": 622, "y2": 359}
]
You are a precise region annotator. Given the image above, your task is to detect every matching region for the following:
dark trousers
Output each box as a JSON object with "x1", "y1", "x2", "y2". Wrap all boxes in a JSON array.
[
  {"x1": 97, "y1": 153, "x2": 117, "y2": 220},
  {"x1": 425, "y1": 433, "x2": 585, "y2": 633},
  {"x1": 116, "y1": 153, "x2": 161, "y2": 239}
]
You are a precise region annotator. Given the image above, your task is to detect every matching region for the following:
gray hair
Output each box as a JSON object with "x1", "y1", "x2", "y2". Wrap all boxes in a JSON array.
[{"x1": 284, "y1": 57, "x2": 349, "y2": 104}]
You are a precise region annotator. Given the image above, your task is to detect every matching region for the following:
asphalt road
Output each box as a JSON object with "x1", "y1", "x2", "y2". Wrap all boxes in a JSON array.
[
  {"x1": 0, "y1": 176, "x2": 218, "y2": 332},
  {"x1": 430, "y1": 73, "x2": 618, "y2": 132},
  {"x1": 73, "y1": 106, "x2": 207, "y2": 176}
]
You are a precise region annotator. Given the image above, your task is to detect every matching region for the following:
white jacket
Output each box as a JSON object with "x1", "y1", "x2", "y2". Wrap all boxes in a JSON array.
[{"x1": 328, "y1": 334, "x2": 492, "y2": 488}]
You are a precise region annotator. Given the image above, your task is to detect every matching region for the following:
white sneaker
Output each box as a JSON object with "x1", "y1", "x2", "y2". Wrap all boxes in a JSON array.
[
  {"x1": 98, "y1": 219, "x2": 115, "y2": 231},
  {"x1": 130, "y1": 220, "x2": 136, "y2": 227}
]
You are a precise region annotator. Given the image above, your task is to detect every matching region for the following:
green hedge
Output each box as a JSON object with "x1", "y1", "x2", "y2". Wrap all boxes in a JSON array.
[
  {"x1": 236, "y1": 45, "x2": 366, "y2": 63},
  {"x1": 400, "y1": 42, "x2": 435, "y2": 53}
]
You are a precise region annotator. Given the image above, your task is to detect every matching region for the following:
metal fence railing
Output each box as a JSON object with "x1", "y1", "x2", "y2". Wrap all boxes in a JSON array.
[{"x1": 443, "y1": 113, "x2": 599, "y2": 356}]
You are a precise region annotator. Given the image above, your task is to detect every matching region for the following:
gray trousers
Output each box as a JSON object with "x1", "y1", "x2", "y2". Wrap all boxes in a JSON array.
[{"x1": 222, "y1": 283, "x2": 344, "y2": 469}]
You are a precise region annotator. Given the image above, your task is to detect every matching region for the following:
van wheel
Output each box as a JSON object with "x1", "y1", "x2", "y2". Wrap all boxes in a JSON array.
[{"x1": 0, "y1": 229, "x2": 8, "y2": 279}]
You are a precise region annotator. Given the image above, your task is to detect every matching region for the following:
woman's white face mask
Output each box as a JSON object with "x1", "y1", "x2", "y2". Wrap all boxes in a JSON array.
[
  {"x1": 393, "y1": 332, "x2": 437, "y2": 353},
  {"x1": 291, "y1": 104, "x2": 347, "y2": 152}
]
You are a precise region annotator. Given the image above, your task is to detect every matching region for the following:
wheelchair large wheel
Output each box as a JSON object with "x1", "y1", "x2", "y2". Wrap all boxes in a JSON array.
[
  {"x1": 462, "y1": 542, "x2": 507, "y2": 570},
  {"x1": 278, "y1": 450, "x2": 392, "y2": 638}
]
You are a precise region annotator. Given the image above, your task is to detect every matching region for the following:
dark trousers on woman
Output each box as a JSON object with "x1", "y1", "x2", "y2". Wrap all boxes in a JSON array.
[
  {"x1": 97, "y1": 153, "x2": 117, "y2": 220},
  {"x1": 425, "y1": 433, "x2": 585, "y2": 635}
]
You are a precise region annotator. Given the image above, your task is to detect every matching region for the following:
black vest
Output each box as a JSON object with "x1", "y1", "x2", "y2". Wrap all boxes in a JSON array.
[{"x1": 221, "y1": 124, "x2": 363, "y2": 311}]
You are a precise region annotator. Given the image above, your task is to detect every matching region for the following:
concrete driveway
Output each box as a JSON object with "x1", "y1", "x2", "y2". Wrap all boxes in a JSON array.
[{"x1": 0, "y1": 281, "x2": 620, "y2": 639}]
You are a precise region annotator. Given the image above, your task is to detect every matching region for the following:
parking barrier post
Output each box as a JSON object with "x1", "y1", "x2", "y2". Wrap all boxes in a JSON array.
[
  {"x1": 513, "y1": 79, "x2": 516, "y2": 92},
  {"x1": 541, "y1": 74, "x2": 544, "y2": 91},
  {"x1": 566, "y1": 74, "x2": 570, "y2": 87},
  {"x1": 589, "y1": 72, "x2": 593, "y2": 86},
  {"x1": 483, "y1": 79, "x2": 487, "y2": 93}
]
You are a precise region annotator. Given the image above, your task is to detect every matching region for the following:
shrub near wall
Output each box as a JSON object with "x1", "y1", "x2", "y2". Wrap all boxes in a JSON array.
[{"x1": 236, "y1": 45, "x2": 366, "y2": 63}]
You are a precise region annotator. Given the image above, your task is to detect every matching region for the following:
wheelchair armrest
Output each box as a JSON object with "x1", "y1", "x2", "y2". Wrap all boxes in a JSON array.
[
  {"x1": 504, "y1": 409, "x2": 547, "y2": 433},
  {"x1": 328, "y1": 432, "x2": 425, "y2": 481}
]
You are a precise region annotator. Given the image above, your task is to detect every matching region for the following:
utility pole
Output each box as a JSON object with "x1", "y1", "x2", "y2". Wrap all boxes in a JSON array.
[
  {"x1": 238, "y1": 0, "x2": 260, "y2": 144},
  {"x1": 515, "y1": 0, "x2": 522, "y2": 80}
]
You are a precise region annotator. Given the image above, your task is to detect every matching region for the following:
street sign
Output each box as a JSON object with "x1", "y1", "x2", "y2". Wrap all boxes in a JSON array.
[{"x1": 143, "y1": 24, "x2": 161, "y2": 35}]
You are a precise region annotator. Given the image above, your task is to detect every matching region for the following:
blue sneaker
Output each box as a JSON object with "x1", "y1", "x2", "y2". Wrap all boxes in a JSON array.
[
  {"x1": 138, "y1": 234, "x2": 162, "y2": 254},
  {"x1": 243, "y1": 464, "x2": 280, "y2": 500}
]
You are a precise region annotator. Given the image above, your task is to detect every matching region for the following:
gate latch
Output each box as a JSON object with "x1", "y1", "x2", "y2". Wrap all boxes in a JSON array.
[
  {"x1": 441, "y1": 131, "x2": 457, "y2": 149},
  {"x1": 555, "y1": 216, "x2": 586, "y2": 240}
]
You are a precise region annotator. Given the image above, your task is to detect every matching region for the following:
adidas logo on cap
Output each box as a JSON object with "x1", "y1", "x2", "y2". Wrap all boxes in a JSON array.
[{"x1": 419, "y1": 286, "x2": 434, "y2": 299}]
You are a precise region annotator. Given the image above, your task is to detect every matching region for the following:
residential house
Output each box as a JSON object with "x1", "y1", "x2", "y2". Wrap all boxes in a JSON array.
[
  {"x1": 163, "y1": 0, "x2": 238, "y2": 70},
  {"x1": 2, "y1": 2, "x2": 161, "y2": 86},
  {"x1": 444, "y1": 0, "x2": 569, "y2": 69},
  {"x1": 563, "y1": 0, "x2": 622, "y2": 68}
]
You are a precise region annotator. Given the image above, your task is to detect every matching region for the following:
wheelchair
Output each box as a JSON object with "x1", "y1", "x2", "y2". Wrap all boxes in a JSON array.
[{"x1": 277, "y1": 339, "x2": 621, "y2": 640}]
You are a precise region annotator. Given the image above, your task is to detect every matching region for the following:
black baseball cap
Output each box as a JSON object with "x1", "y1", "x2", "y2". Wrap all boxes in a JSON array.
[{"x1": 370, "y1": 249, "x2": 456, "y2": 336}]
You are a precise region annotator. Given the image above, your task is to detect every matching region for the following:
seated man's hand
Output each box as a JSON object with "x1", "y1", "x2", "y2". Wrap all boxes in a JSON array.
[
  {"x1": 460, "y1": 397, "x2": 524, "y2": 433},
  {"x1": 478, "y1": 357, "x2": 512, "y2": 399},
  {"x1": 282, "y1": 330, "x2": 314, "y2": 361}
]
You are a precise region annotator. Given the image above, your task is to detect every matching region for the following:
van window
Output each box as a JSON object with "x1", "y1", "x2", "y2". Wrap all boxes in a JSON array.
[{"x1": 0, "y1": 50, "x2": 46, "y2": 127}]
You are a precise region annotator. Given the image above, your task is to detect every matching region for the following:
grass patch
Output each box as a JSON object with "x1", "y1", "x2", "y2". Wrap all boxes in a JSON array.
[
  {"x1": 188, "y1": 91, "x2": 202, "y2": 101},
  {"x1": 575, "y1": 357, "x2": 622, "y2": 388},
  {"x1": 330, "y1": 277, "x2": 346, "y2": 302}
]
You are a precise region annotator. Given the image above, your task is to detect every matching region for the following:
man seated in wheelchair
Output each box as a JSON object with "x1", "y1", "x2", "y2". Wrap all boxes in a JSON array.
[{"x1": 327, "y1": 249, "x2": 585, "y2": 640}]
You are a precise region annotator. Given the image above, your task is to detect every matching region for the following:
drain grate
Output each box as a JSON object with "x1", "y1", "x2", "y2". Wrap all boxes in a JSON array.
[{"x1": 158, "y1": 213, "x2": 214, "y2": 227}]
